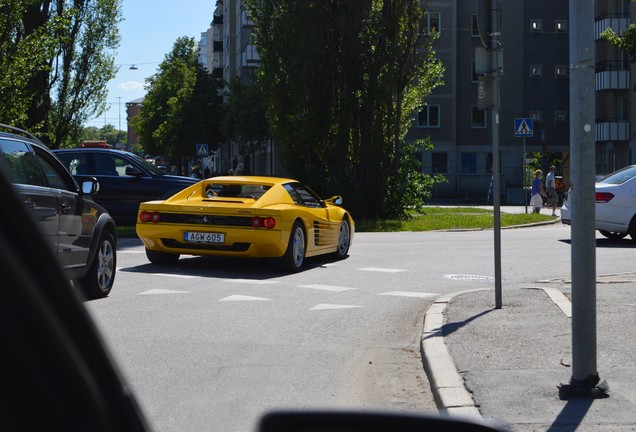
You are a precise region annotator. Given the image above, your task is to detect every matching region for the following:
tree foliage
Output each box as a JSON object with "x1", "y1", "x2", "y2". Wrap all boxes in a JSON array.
[
  {"x1": 81, "y1": 124, "x2": 126, "y2": 145},
  {"x1": 0, "y1": 0, "x2": 121, "y2": 148},
  {"x1": 601, "y1": 25, "x2": 636, "y2": 63},
  {"x1": 132, "y1": 36, "x2": 224, "y2": 160},
  {"x1": 245, "y1": 0, "x2": 444, "y2": 219},
  {"x1": 221, "y1": 78, "x2": 270, "y2": 166}
]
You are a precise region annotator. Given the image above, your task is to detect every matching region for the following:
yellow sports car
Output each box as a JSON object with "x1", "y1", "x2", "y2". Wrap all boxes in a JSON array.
[{"x1": 136, "y1": 176, "x2": 354, "y2": 271}]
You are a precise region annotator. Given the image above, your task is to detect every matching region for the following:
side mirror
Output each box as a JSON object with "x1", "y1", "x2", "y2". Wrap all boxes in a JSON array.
[
  {"x1": 325, "y1": 195, "x2": 343, "y2": 206},
  {"x1": 81, "y1": 177, "x2": 99, "y2": 195}
]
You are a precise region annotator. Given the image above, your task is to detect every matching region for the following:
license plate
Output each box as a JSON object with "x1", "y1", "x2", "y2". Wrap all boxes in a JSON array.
[{"x1": 184, "y1": 231, "x2": 225, "y2": 244}]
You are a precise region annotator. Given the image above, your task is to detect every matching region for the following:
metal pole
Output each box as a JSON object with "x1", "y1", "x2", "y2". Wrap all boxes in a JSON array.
[
  {"x1": 523, "y1": 137, "x2": 527, "y2": 214},
  {"x1": 558, "y1": 0, "x2": 608, "y2": 399},
  {"x1": 490, "y1": 0, "x2": 502, "y2": 309}
]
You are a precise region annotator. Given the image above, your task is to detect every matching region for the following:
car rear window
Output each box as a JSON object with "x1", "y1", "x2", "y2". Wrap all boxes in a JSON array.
[
  {"x1": 599, "y1": 165, "x2": 636, "y2": 185},
  {"x1": 205, "y1": 183, "x2": 271, "y2": 199}
]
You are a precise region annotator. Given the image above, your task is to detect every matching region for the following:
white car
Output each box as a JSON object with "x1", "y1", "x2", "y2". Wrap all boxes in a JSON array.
[{"x1": 561, "y1": 165, "x2": 636, "y2": 240}]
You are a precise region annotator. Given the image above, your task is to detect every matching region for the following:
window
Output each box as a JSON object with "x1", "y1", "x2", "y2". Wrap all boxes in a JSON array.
[
  {"x1": 530, "y1": 65, "x2": 542, "y2": 78},
  {"x1": 555, "y1": 111, "x2": 567, "y2": 124},
  {"x1": 530, "y1": 110, "x2": 542, "y2": 123},
  {"x1": 431, "y1": 152, "x2": 448, "y2": 174},
  {"x1": 556, "y1": 20, "x2": 568, "y2": 32},
  {"x1": 417, "y1": 104, "x2": 440, "y2": 128},
  {"x1": 555, "y1": 65, "x2": 567, "y2": 78},
  {"x1": 471, "y1": 15, "x2": 480, "y2": 37},
  {"x1": 471, "y1": 106, "x2": 487, "y2": 128},
  {"x1": 0, "y1": 139, "x2": 46, "y2": 186},
  {"x1": 530, "y1": 19, "x2": 542, "y2": 32},
  {"x1": 283, "y1": 183, "x2": 324, "y2": 208},
  {"x1": 35, "y1": 153, "x2": 67, "y2": 190},
  {"x1": 424, "y1": 12, "x2": 440, "y2": 35},
  {"x1": 461, "y1": 153, "x2": 478, "y2": 175}
]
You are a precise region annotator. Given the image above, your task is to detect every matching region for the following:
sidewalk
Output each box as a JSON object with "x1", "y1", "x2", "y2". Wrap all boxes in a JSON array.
[{"x1": 421, "y1": 281, "x2": 636, "y2": 431}]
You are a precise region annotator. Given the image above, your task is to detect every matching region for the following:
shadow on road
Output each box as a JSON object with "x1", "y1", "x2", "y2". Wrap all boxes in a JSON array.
[
  {"x1": 118, "y1": 253, "x2": 342, "y2": 280},
  {"x1": 546, "y1": 398, "x2": 594, "y2": 432}
]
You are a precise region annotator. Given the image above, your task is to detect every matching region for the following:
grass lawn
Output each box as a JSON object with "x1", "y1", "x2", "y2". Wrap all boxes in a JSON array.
[
  {"x1": 117, "y1": 207, "x2": 556, "y2": 237},
  {"x1": 355, "y1": 207, "x2": 556, "y2": 232}
]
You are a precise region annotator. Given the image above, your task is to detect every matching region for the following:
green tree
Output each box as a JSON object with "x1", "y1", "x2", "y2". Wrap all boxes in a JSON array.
[
  {"x1": 0, "y1": 0, "x2": 121, "y2": 148},
  {"x1": 132, "y1": 37, "x2": 223, "y2": 160},
  {"x1": 245, "y1": 0, "x2": 444, "y2": 219},
  {"x1": 221, "y1": 78, "x2": 270, "y2": 172},
  {"x1": 601, "y1": 25, "x2": 636, "y2": 63},
  {"x1": 80, "y1": 124, "x2": 126, "y2": 146}
]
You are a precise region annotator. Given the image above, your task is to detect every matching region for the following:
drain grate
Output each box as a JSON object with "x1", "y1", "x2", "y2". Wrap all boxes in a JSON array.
[{"x1": 444, "y1": 274, "x2": 495, "y2": 282}]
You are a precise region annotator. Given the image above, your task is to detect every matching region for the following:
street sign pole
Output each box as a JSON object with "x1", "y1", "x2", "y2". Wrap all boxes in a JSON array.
[{"x1": 523, "y1": 137, "x2": 528, "y2": 214}]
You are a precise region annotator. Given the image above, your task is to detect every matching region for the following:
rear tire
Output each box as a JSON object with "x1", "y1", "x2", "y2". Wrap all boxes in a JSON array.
[
  {"x1": 333, "y1": 218, "x2": 351, "y2": 259},
  {"x1": 599, "y1": 230, "x2": 627, "y2": 240},
  {"x1": 83, "y1": 231, "x2": 116, "y2": 299},
  {"x1": 629, "y1": 217, "x2": 636, "y2": 242},
  {"x1": 146, "y1": 248, "x2": 180, "y2": 265},
  {"x1": 280, "y1": 221, "x2": 305, "y2": 272}
]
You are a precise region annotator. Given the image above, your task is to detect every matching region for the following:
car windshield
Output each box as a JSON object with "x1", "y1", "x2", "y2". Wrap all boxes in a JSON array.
[
  {"x1": 205, "y1": 182, "x2": 271, "y2": 199},
  {"x1": 598, "y1": 165, "x2": 636, "y2": 185},
  {"x1": 128, "y1": 152, "x2": 166, "y2": 176}
]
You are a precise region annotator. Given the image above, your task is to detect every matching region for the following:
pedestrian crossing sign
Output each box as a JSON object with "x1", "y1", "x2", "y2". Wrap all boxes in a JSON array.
[
  {"x1": 514, "y1": 118, "x2": 533, "y2": 137},
  {"x1": 196, "y1": 143, "x2": 209, "y2": 157}
]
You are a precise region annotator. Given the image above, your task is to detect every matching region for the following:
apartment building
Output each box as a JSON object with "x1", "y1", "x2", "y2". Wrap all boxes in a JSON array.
[{"x1": 204, "y1": 0, "x2": 635, "y2": 199}]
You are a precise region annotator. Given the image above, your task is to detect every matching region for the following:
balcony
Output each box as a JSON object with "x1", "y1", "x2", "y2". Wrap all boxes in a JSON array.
[
  {"x1": 596, "y1": 119, "x2": 630, "y2": 142},
  {"x1": 240, "y1": 10, "x2": 255, "y2": 28},
  {"x1": 595, "y1": 61, "x2": 630, "y2": 90},
  {"x1": 241, "y1": 44, "x2": 260, "y2": 66},
  {"x1": 595, "y1": 14, "x2": 630, "y2": 40}
]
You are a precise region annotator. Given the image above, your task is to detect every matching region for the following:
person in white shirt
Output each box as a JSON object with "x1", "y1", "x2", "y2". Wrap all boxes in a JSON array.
[{"x1": 545, "y1": 165, "x2": 558, "y2": 217}]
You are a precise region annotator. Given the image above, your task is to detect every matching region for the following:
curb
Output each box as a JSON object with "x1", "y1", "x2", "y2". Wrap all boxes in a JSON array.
[
  {"x1": 421, "y1": 289, "x2": 487, "y2": 417},
  {"x1": 421, "y1": 286, "x2": 572, "y2": 417}
]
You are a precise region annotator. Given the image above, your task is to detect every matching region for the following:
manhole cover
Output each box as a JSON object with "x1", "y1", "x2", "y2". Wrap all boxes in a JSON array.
[{"x1": 444, "y1": 274, "x2": 495, "y2": 282}]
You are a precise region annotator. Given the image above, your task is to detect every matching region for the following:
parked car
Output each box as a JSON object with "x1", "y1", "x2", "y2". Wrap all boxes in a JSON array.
[
  {"x1": 136, "y1": 176, "x2": 354, "y2": 271},
  {"x1": 561, "y1": 165, "x2": 636, "y2": 240},
  {"x1": 0, "y1": 124, "x2": 117, "y2": 298},
  {"x1": 53, "y1": 148, "x2": 198, "y2": 226}
]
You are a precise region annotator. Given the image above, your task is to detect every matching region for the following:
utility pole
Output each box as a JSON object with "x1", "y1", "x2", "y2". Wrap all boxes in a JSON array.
[
  {"x1": 558, "y1": 0, "x2": 608, "y2": 399},
  {"x1": 476, "y1": 0, "x2": 503, "y2": 308}
]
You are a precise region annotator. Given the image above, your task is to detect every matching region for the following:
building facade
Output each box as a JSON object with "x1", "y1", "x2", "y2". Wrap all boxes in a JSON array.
[{"x1": 202, "y1": 0, "x2": 635, "y2": 199}]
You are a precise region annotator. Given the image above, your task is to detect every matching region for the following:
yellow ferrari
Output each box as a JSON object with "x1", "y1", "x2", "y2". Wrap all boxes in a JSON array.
[{"x1": 136, "y1": 176, "x2": 354, "y2": 271}]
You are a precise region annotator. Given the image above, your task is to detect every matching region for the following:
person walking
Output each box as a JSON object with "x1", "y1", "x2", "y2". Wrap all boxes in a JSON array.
[
  {"x1": 530, "y1": 169, "x2": 546, "y2": 214},
  {"x1": 545, "y1": 165, "x2": 558, "y2": 216}
]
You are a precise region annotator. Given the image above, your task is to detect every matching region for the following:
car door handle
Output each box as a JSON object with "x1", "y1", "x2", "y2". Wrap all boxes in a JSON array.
[
  {"x1": 23, "y1": 200, "x2": 36, "y2": 210},
  {"x1": 60, "y1": 202, "x2": 71, "y2": 214}
]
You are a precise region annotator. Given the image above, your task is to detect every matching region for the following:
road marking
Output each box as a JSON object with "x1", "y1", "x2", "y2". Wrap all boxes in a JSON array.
[
  {"x1": 223, "y1": 279, "x2": 280, "y2": 285},
  {"x1": 444, "y1": 274, "x2": 494, "y2": 282},
  {"x1": 138, "y1": 289, "x2": 189, "y2": 295},
  {"x1": 358, "y1": 267, "x2": 406, "y2": 273},
  {"x1": 118, "y1": 268, "x2": 198, "y2": 279},
  {"x1": 309, "y1": 304, "x2": 363, "y2": 311},
  {"x1": 379, "y1": 291, "x2": 439, "y2": 298},
  {"x1": 299, "y1": 284, "x2": 355, "y2": 292},
  {"x1": 219, "y1": 295, "x2": 272, "y2": 301}
]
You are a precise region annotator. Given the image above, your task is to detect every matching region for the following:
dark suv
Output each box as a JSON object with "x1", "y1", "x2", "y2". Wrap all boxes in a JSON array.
[
  {"x1": 53, "y1": 148, "x2": 198, "y2": 226},
  {"x1": 0, "y1": 125, "x2": 117, "y2": 298}
]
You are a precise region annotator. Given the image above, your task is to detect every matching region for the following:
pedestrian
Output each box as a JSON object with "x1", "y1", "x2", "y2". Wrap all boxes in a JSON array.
[
  {"x1": 191, "y1": 162, "x2": 203, "y2": 179},
  {"x1": 530, "y1": 169, "x2": 546, "y2": 214},
  {"x1": 545, "y1": 165, "x2": 558, "y2": 217}
]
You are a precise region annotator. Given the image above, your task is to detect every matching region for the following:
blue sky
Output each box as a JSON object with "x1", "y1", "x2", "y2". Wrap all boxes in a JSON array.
[{"x1": 84, "y1": 0, "x2": 214, "y2": 128}]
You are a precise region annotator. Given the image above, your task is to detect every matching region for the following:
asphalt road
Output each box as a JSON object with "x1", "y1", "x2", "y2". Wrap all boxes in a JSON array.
[{"x1": 83, "y1": 222, "x2": 635, "y2": 432}]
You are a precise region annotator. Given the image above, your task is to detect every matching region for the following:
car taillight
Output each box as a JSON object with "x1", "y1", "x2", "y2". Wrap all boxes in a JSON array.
[
  {"x1": 139, "y1": 211, "x2": 161, "y2": 223},
  {"x1": 250, "y1": 216, "x2": 276, "y2": 229},
  {"x1": 595, "y1": 192, "x2": 614, "y2": 203}
]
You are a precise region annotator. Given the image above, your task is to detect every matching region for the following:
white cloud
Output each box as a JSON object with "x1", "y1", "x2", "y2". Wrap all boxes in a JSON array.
[{"x1": 118, "y1": 81, "x2": 144, "y2": 91}]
